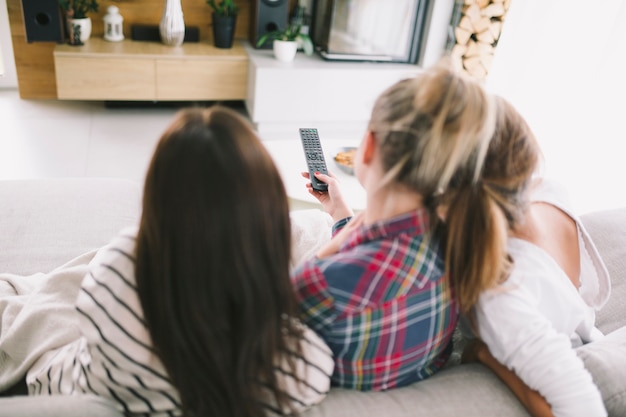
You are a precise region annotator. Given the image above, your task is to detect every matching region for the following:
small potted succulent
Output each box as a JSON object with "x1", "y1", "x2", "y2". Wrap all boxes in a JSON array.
[
  {"x1": 59, "y1": 0, "x2": 99, "y2": 45},
  {"x1": 256, "y1": 21, "x2": 313, "y2": 62},
  {"x1": 206, "y1": 0, "x2": 238, "y2": 48}
]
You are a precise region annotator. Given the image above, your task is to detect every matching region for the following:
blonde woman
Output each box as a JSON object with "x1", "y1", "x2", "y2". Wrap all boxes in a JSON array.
[{"x1": 291, "y1": 60, "x2": 497, "y2": 391}]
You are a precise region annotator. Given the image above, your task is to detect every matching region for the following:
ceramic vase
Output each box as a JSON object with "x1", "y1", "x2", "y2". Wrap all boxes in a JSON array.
[
  {"x1": 67, "y1": 17, "x2": 92, "y2": 45},
  {"x1": 273, "y1": 40, "x2": 298, "y2": 62},
  {"x1": 159, "y1": 0, "x2": 185, "y2": 47}
]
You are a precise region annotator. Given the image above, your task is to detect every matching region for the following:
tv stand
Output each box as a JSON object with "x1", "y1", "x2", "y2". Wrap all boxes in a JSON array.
[{"x1": 53, "y1": 39, "x2": 248, "y2": 101}]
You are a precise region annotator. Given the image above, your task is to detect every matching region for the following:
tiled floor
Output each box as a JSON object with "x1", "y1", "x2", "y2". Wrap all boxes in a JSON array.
[
  {"x1": 0, "y1": 89, "x2": 324, "y2": 210},
  {"x1": 2, "y1": 87, "x2": 625, "y2": 215},
  {"x1": 0, "y1": 89, "x2": 177, "y2": 184}
]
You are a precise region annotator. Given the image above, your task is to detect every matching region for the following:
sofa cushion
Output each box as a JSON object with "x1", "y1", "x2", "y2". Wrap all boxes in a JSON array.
[
  {"x1": 581, "y1": 208, "x2": 626, "y2": 334},
  {"x1": 577, "y1": 326, "x2": 626, "y2": 417},
  {"x1": 300, "y1": 364, "x2": 528, "y2": 417}
]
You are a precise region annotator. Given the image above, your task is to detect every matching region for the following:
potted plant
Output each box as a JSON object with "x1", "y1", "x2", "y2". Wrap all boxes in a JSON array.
[
  {"x1": 206, "y1": 0, "x2": 238, "y2": 49},
  {"x1": 256, "y1": 21, "x2": 314, "y2": 62},
  {"x1": 59, "y1": 0, "x2": 99, "y2": 45}
]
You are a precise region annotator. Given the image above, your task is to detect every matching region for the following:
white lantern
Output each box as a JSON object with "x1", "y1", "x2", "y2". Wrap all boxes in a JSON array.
[{"x1": 103, "y1": 5, "x2": 124, "y2": 42}]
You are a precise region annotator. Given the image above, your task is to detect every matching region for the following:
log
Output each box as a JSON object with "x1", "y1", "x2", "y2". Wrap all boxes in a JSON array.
[
  {"x1": 483, "y1": 3, "x2": 506, "y2": 17},
  {"x1": 455, "y1": 27, "x2": 473, "y2": 45},
  {"x1": 448, "y1": 0, "x2": 512, "y2": 80}
]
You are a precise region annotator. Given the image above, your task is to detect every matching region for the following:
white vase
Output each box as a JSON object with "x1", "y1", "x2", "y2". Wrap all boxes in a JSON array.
[
  {"x1": 273, "y1": 40, "x2": 298, "y2": 62},
  {"x1": 67, "y1": 17, "x2": 92, "y2": 45},
  {"x1": 159, "y1": 0, "x2": 185, "y2": 47}
]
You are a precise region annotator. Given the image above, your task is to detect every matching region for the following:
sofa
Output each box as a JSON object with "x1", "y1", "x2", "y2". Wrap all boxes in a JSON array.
[{"x1": 0, "y1": 178, "x2": 624, "y2": 417}]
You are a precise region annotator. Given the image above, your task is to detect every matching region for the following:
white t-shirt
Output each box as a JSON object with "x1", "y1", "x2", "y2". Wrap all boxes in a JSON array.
[
  {"x1": 474, "y1": 180, "x2": 611, "y2": 417},
  {"x1": 27, "y1": 227, "x2": 334, "y2": 416}
]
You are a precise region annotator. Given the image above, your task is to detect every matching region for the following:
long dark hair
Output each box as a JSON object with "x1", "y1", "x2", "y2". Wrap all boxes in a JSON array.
[{"x1": 135, "y1": 106, "x2": 301, "y2": 416}]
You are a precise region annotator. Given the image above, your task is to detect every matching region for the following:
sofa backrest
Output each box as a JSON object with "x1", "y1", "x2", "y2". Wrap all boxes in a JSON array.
[
  {"x1": 581, "y1": 207, "x2": 626, "y2": 334},
  {"x1": 0, "y1": 179, "x2": 141, "y2": 275}
]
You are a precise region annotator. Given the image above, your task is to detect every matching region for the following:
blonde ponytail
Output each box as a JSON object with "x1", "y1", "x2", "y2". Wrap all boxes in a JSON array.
[
  {"x1": 368, "y1": 58, "x2": 496, "y2": 200},
  {"x1": 366, "y1": 60, "x2": 541, "y2": 315},
  {"x1": 446, "y1": 95, "x2": 542, "y2": 314},
  {"x1": 444, "y1": 184, "x2": 510, "y2": 314}
]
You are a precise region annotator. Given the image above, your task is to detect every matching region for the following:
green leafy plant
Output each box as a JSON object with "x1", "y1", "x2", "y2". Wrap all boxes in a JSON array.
[
  {"x1": 256, "y1": 22, "x2": 314, "y2": 55},
  {"x1": 59, "y1": 0, "x2": 99, "y2": 19},
  {"x1": 206, "y1": 0, "x2": 238, "y2": 17}
]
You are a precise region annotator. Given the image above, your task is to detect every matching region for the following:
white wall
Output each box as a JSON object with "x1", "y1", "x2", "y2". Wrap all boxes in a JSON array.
[
  {"x1": 0, "y1": 0, "x2": 18, "y2": 89},
  {"x1": 486, "y1": 0, "x2": 626, "y2": 215}
]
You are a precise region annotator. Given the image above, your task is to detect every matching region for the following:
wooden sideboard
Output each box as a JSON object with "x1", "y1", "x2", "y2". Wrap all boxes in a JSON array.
[
  {"x1": 6, "y1": 0, "x2": 264, "y2": 99},
  {"x1": 54, "y1": 38, "x2": 248, "y2": 101}
]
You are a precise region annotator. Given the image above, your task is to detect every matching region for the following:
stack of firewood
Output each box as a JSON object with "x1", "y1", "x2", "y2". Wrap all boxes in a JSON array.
[{"x1": 448, "y1": 0, "x2": 512, "y2": 80}]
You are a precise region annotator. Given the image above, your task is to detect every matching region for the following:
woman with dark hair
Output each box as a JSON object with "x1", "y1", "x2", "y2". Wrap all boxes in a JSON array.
[{"x1": 17, "y1": 106, "x2": 334, "y2": 416}]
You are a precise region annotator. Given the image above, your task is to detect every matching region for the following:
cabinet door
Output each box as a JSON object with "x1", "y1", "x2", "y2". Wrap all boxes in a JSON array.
[
  {"x1": 55, "y1": 56, "x2": 156, "y2": 100},
  {"x1": 156, "y1": 59, "x2": 248, "y2": 100}
]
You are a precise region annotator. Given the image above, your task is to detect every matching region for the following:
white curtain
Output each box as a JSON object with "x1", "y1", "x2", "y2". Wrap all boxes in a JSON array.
[
  {"x1": 486, "y1": 0, "x2": 626, "y2": 215},
  {"x1": 0, "y1": 0, "x2": 17, "y2": 88}
]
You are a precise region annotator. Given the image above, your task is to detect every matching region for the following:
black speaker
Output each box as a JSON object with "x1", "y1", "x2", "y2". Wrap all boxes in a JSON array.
[
  {"x1": 250, "y1": 0, "x2": 289, "y2": 49},
  {"x1": 131, "y1": 25, "x2": 200, "y2": 43},
  {"x1": 21, "y1": 0, "x2": 65, "y2": 43}
]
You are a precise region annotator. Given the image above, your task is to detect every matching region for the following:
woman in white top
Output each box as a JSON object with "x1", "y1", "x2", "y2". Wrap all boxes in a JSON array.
[
  {"x1": 442, "y1": 96, "x2": 610, "y2": 417},
  {"x1": 21, "y1": 106, "x2": 334, "y2": 416}
]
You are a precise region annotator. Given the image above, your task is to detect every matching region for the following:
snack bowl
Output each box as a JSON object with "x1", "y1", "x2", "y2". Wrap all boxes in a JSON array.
[{"x1": 333, "y1": 146, "x2": 357, "y2": 175}]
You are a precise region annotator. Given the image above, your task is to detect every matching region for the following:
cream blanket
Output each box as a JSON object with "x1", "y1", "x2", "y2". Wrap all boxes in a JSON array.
[
  {"x1": 0, "y1": 250, "x2": 97, "y2": 392},
  {"x1": 289, "y1": 209, "x2": 334, "y2": 270},
  {"x1": 0, "y1": 209, "x2": 332, "y2": 392},
  {"x1": 0, "y1": 209, "x2": 334, "y2": 393}
]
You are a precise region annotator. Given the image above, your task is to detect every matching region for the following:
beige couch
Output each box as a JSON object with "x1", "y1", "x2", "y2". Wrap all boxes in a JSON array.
[{"x1": 0, "y1": 178, "x2": 624, "y2": 417}]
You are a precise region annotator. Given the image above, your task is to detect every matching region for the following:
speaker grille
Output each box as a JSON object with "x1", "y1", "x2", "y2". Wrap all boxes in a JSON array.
[{"x1": 250, "y1": 0, "x2": 289, "y2": 49}]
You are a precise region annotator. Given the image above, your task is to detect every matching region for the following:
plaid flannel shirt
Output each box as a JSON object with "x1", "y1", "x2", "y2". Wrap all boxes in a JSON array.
[{"x1": 291, "y1": 209, "x2": 458, "y2": 391}]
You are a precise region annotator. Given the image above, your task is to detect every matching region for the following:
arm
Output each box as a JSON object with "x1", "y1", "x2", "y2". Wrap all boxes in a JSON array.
[
  {"x1": 290, "y1": 259, "x2": 337, "y2": 337},
  {"x1": 316, "y1": 212, "x2": 365, "y2": 259},
  {"x1": 274, "y1": 325, "x2": 334, "y2": 415},
  {"x1": 464, "y1": 340, "x2": 554, "y2": 417}
]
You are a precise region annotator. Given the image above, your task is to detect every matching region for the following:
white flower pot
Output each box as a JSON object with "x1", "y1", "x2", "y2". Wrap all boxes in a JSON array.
[
  {"x1": 273, "y1": 40, "x2": 298, "y2": 62},
  {"x1": 67, "y1": 17, "x2": 92, "y2": 44}
]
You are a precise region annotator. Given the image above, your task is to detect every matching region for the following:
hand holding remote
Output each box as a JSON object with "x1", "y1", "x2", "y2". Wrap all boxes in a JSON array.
[{"x1": 301, "y1": 171, "x2": 354, "y2": 222}]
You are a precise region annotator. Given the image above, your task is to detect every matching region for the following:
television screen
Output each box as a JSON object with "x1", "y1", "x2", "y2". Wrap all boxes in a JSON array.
[{"x1": 311, "y1": 0, "x2": 430, "y2": 63}]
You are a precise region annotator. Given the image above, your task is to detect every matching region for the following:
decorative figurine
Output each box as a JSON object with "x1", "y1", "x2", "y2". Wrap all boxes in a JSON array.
[{"x1": 103, "y1": 5, "x2": 124, "y2": 42}]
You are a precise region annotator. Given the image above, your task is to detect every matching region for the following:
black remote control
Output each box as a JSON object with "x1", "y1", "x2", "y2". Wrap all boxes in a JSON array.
[{"x1": 299, "y1": 128, "x2": 329, "y2": 192}]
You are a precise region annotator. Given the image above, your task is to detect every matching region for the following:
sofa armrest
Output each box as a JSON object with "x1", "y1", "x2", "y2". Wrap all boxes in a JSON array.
[{"x1": 577, "y1": 326, "x2": 626, "y2": 417}]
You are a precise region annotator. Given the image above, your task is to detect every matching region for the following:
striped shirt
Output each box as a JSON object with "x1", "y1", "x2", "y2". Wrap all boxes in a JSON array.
[
  {"x1": 291, "y1": 209, "x2": 458, "y2": 391},
  {"x1": 26, "y1": 227, "x2": 334, "y2": 416}
]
